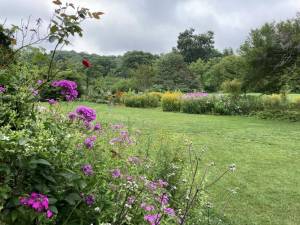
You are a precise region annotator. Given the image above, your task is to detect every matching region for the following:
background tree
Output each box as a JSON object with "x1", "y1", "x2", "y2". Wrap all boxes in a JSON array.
[
  {"x1": 177, "y1": 28, "x2": 221, "y2": 63},
  {"x1": 203, "y1": 55, "x2": 247, "y2": 92},
  {"x1": 130, "y1": 64, "x2": 156, "y2": 91},
  {"x1": 154, "y1": 52, "x2": 199, "y2": 91},
  {"x1": 240, "y1": 14, "x2": 300, "y2": 93},
  {"x1": 120, "y1": 51, "x2": 158, "y2": 77}
]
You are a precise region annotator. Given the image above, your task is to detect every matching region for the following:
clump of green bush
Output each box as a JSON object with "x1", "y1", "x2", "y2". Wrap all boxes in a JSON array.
[
  {"x1": 181, "y1": 96, "x2": 215, "y2": 114},
  {"x1": 123, "y1": 92, "x2": 160, "y2": 108},
  {"x1": 221, "y1": 79, "x2": 242, "y2": 96}
]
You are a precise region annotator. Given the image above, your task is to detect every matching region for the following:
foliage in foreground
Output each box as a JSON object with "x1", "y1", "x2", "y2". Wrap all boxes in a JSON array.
[{"x1": 0, "y1": 2, "x2": 235, "y2": 224}]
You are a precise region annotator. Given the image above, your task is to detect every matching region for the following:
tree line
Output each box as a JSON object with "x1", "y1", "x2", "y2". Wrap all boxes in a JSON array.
[{"x1": 18, "y1": 13, "x2": 300, "y2": 94}]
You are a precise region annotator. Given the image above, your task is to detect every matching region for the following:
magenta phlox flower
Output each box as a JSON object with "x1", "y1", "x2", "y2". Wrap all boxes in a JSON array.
[
  {"x1": 75, "y1": 106, "x2": 96, "y2": 122},
  {"x1": 164, "y1": 207, "x2": 176, "y2": 216},
  {"x1": 48, "y1": 99, "x2": 58, "y2": 105},
  {"x1": 94, "y1": 123, "x2": 102, "y2": 131},
  {"x1": 157, "y1": 179, "x2": 168, "y2": 188},
  {"x1": 0, "y1": 85, "x2": 6, "y2": 93},
  {"x1": 182, "y1": 92, "x2": 208, "y2": 100},
  {"x1": 84, "y1": 136, "x2": 97, "y2": 149},
  {"x1": 82, "y1": 164, "x2": 93, "y2": 176},
  {"x1": 85, "y1": 194, "x2": 95, "y2": 206},
  {"x1": 19, "y1": 193, "x2": 53, "y2": 219},
  {"x1": 52, "y1": 80, "x2": 78, "y2": 101},
  {"x1": 141, "y1": 203, "x2": 155, "y2": 211},
  {"x1": 144, "y1": 213, "x2": 162, "y2": 225},
  {"x1": 111, "y1": 168, "x2": 121, "y2": 178},
  {"x1": 156, "y1": 193, "x2": 169, "y2": 205}
]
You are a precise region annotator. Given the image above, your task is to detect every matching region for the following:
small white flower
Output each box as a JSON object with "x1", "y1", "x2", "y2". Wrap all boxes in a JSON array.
[{"x1": 229, "y1": 164, "x2": 236, "y2": 172}]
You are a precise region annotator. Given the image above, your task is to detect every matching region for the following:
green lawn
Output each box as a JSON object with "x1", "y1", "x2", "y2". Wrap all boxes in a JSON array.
[{"x1": 60, "y1": 102, "x2": 300, "y2": 225}]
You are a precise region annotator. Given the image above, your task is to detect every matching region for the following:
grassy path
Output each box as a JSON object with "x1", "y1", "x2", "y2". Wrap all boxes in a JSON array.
[{"x1": 60, "y1": 102, "x2": 300, "y2": 225}]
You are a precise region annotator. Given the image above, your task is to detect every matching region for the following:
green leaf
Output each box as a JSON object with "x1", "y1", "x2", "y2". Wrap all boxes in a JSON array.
[
  {"x1": 49, "y1": 206, "x2": 58, "y2": 214},
  {"x1": 48, "y1": 198, "x2": 57, "y2": 204},
  {"x1": 50, "y1": 25, "x2": 58, "y2": 34},
  {"x1": 30, "y1": 159, "x2": 51, "y2": 166},
  {"x1": 65, "y1": 193, "x2": 81, "y2": 205}
]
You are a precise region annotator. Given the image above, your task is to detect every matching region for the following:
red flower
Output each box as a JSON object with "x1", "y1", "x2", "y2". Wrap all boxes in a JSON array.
[{"x1": 82, "y1": 59, "x2": 91, "y2": 68}]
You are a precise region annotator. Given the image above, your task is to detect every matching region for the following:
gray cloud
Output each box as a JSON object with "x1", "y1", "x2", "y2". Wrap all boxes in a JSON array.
[{"x1": 1, "y1": 0, "x2": 299, "y2": 55}]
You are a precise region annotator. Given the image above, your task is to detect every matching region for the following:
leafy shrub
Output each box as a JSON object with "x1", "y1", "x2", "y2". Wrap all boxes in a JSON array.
[
  {"x1": 161, "y1": 92, "x2": 182, "y2": 112},
  {"x1": 181, "y1": 96, "x2": 215, "y2": 114},
  {"x1": 221, "y1": 79, "x2": 242, "y2": 96},
  {"x1": 148, "y1": 91, "x2": 163, "y2": 101},
  {"x1": 262, "y1": 94, "x2": 288, "y2": 110},
  {"x1": 291, "y1": 96, "x2": 300, "y2": 110},
  {"x1": 0, "y1": 3, "x2": 236, "y2": 224},
  {"x1": 123, "y1": 92, "x2": 160, "y2": 108},
  {"x1": 254, "y1": 110, "x2": 300, "y2": 122}
]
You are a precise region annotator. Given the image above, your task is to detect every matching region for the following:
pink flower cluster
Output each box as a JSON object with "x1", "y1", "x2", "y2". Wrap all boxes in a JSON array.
[
  {"x1": 82, "y1": 164, "x2": 93, "y2": 176},
  {"x1": 146, "y1": 179, "x2": 168, "y2": 191},
  {"x1": 0, "y1": 85, "x2": 6, "y2": 93},
  {"x1": 69, "y1": 105, "x2": 96, "y2": 125},
  {"x1": 52, "y1": 80, "x2": 78, "y2": 101},
  {"x1": 48, "y1": 99, "x2": 58, "y2": 105},
  {"x1": 109, "y1": 130, "x2": 133, "y2": 146},
  {"x1": 84, "y1": 135, "x2": 97, "y2": 149},
  {"x1": 182, "y1": 92, "x2": 209, "y2": 100},
  {"x1": 19, "y1": 193, "x2": 53, "y2": 219}
]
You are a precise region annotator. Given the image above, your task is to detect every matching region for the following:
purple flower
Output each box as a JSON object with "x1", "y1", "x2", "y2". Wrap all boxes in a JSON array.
[
  {"x1": 109, "y1": 137, "x2": 122, "y2": 145},
  {"x1": 157, "y1": 179, "x2": 168, "y2": 188},
  {"x1": 84, "y1": 136, "x2": 97, "y2": 149},
  {"x1": 85, "y1": 195, "x2": 95, "y2": 206},
  {"x1": 147, "y1": 181, "x2": 158, "y2": 191},
  {"x1": 164, "y1": 208, "x2": 176, "y2": 216},
  {"x1": 0, "y1": 85, "x2": 6, "y2": 93},
  {"x1": 82, "y1": 164, "x2": 93, "y2": 176},
  {"x1": 68, "y1": 112, "x2": 77, "y2": 121},
  {"x1": 84, "y1": 121, "x2": 92, "y2": 130},
  {"x1": 46, "y1": 210, "x2": 54, "y2": 218},
  {"x1": 111, "y1": 169, "x2": 121, "y2": 178},
  {"x1": 75, "y1": 106, "x2": 96, "y2": 122},
  {"x1": 37, "y1": 80, "x2": 44, "y2": 85},
  {"x1": 141, "y1": 203, "x2": 155, "y2": 211},
  {"x1": 109, "y1": 130, "x2": 133, "y2": 146},
  {"x1": 31, "y1": 89, "x2": 39, "y2": 96},
  {"x1": 127, "y1": 196, "x2": 135, "y2": 205},
  {"x1": 144, "y1": 214, "x2": 162, "y2": 225},
  {"x1": 48, "y1": 99, "x2": 58, "y2": 105},
  {"x1": 52, "y1": 80, "x2": 78, "y2": 101},
  {"x1": 126, "y1": 175, "x2": 133, "y2": 181},
  {"x1": 94, "y1": 123, "x2": 102, "y2": 131},
  {"x1": 182, "y1": 92, "x2": 209, "y2": 100},
  {"x1": 19, "y1": 193, "x2": 51, "y2": 217},
  {"x1": 156, "y1": 193, "x2": 169, "y2": 205}
]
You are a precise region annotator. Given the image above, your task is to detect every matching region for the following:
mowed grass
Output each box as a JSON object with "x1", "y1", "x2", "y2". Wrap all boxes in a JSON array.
[{"x1": 59, "y1": 102, "x2": 300, "y2": 225}]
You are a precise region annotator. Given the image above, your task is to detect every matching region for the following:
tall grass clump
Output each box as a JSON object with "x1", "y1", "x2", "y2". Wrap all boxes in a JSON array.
[
  {"x1": 181, "y1": 92, "x2": 215, "y2": 114},
  {"x1": 122, "y1": 92, "x2": 160, "y2": 108}
]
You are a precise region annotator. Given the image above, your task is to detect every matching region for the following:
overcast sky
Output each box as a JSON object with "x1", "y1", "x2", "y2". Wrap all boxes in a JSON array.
[{"x1": 1, "y1": 0, "x2": 299, "y2": 55}]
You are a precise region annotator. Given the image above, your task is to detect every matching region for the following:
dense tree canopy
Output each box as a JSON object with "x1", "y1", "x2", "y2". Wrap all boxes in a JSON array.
[
  {"x1": 177, "y1": 28, "x2": 221, "y2": 63},
  {"x1": 240, "y1": 15, "x2": 300, "y2": 93},
  {"x1": 154, "y1": 52, "x2": 198, "y2": 91}
]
